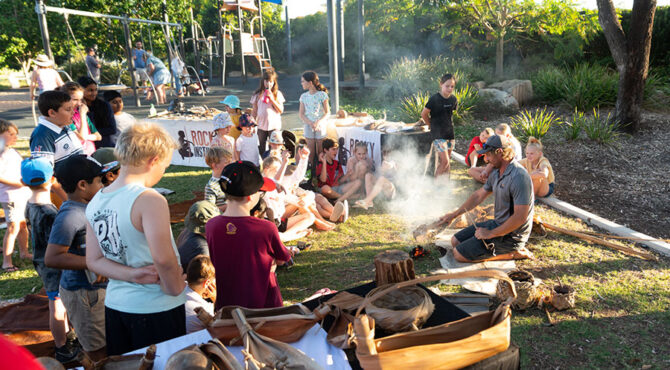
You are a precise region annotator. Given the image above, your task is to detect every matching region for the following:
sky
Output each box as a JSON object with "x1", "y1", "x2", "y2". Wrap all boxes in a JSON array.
[{"x1": 282, "y1": 0, "x2": 670, "y2": 19}]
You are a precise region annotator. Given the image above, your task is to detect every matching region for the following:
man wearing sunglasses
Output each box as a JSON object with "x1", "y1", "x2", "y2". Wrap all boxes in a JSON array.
[{"x1": 438, "y1": 135, "x2": 535, "y2": 262}]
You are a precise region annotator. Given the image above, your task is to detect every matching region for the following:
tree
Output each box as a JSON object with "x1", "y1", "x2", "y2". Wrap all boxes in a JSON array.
[{"x1": 596, "y1": 0, "x2": 657, "y2": 134}]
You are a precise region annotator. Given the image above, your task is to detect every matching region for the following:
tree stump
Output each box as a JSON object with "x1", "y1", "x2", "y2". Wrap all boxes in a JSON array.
[{"x1": 374, "y1": 250, "x2": 416, "y2": 286}]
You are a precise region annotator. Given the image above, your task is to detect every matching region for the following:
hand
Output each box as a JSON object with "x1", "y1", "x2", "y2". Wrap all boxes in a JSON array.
[
  {"x1": 318, "y1": 152, "x2": 326, "y2": 163},
  {"x1": 94, "y1": 274, "x2": 109, "y2": 284},
  {"x1": 438, "y1": 211, "x2": 458, "y2": 226},
  {"x1": 479, "y1": 171, "x2": 489, "y2": 182},
  {"x1": 313, "y1": 122, "x2": 320, "y2": 131},
  {"x1": 474, "y1": 227, "x2": 493, "y2": 240},
  {"x1": 79, "y1": 104, "x2": 88, "y2": 116},
  {"x1": 298, "y1": 145, "x2": 310, "y2": 158},
  {"x1": 131, "y1": 265, "x2": 160, "y2": 284},
  {"x1": 281, "y1": 149, "x2": 290, "y2": 162},
  {"x1": 204, "y1": 279, "x2": 217, "y2": 302},
  {"x1": 275, "y1": 183, "x2": 286, "y2": 194}
]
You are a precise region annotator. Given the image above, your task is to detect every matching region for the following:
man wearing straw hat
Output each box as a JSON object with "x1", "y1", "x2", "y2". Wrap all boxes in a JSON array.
[{"x1": 439, "y1": 135, "x2": 535, "y2": 262}]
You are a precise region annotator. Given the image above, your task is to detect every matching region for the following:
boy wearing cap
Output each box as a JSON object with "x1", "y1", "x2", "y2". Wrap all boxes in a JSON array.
[
  {"x1": 178, "y1": 201, "x2": 219, "y2": 272},
  {"x1": 91, "y1": 148, "x2": 121, "y2": 186},
  {"x1": 211, "y1": 112, "x2": 235, "y2": 154},
  {"x1": 439, "y1": 135, "x2": 534, "y2": 263},
  {"x1": 85, "y1": 123, "x2": 186, "y2": 355},
  {"x1": 22, "y1": 156, "x2": 79, "y2": 363},
  {"x1": 220, "y1": 95, "x2": 242, "y2": 139},
  {"x1": 206, "y1": 161, "x2": 293, "y2": 310},
  {"x1": 45, "y1": 154, "x2": 109, "y2": 361},
  {"x1": 235, "y1": 113, "x2": 261, "y2": 166}
]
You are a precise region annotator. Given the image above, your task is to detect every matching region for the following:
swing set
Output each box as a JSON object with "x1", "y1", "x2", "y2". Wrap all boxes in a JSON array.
[{"x1": 34, "y1": 0, "x2": 187, "y2": 107}]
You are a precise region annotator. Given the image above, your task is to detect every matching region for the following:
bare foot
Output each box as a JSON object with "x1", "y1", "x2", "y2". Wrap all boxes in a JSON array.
[
  {"x1": 20, "y1": 253, "x2": 33, "y2": 260},
  {"x1": 512, "y1": 247, "x2": 535, "y2": 260}
]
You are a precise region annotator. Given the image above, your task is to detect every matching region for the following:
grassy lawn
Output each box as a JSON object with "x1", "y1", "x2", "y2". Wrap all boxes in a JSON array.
[{"x1": 2, "y1": 139, "x2": 669, "y2": 368}]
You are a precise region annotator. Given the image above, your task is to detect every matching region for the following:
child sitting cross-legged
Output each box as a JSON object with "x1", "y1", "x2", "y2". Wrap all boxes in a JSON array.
[
  {"x1": 316, "y1": 138, "x2": 359, "y2": 221},
  {"x1": 204, "y1": 146, "x2": 233, "y2": 212},
  {"x1": 85, "y1": 123, "x2": 186, "y2": 355},
  {"x1": 206, "y1": 161, "x2": 294, "y2": 309},
  {"x1": 519, "y1": 137, "x2": 555, "y2": 198},
  {"x1": 183, "y1": 255, "x2": 216, "y2": 334},
  {"x1": 341, "y1": 142, "x2": 373, "y2": 183},
  {"x1": 466, "y1": 128, "x2": 494, "y2": 182},
  {"x1": 45, "y1": 154, "x2": 110, "y2": 361},
  {"x1": 354, "y1": 146, "x2": 398, "y2": 210}
]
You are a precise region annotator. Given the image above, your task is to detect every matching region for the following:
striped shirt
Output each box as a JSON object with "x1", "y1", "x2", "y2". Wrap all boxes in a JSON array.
[
  {"x1": 30, "y1": 117, "x2": 83, "y2": 170},
  {"x1": 204, "y1": 177, "x2": 226, "y2": 208}
]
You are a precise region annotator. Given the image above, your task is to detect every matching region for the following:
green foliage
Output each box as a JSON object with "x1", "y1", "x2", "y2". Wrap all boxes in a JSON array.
[
  {"x1": 533, "y1": 66, "x2": 566, "y2": 104},
  {"x1": 563, "y1": 109, "x2": 587, "y2": 141},
  {"x1": 533, "y1": 64, "x2": 618, "y2": 111},
  {"x1": 452, "y1": 84, "x2": 480, "y2": 124},
  {"x1": 510, "y1": 106, "x2": 562, "y2": 142},
  {"x1": 583, "y1": 109, "x2": 620, "y2": 145},
  {"x1": 398, "y1": 91, "x2": 430, "y2": 123}
]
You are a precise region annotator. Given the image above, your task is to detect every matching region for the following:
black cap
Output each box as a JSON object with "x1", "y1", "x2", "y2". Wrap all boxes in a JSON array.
[
  {"x1": 55, "y1": 155, "x2": 110, "y2": 192},
  {"x1": 477, "y1": 135, "x2": 508, "y2": 154},
  {"x1": 219, "y1": 161, "x2": 276, "y2": 197}
]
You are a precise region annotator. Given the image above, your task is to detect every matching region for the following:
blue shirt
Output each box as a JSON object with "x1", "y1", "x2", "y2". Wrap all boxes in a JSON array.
[
  {"x1": 133, "y1": 49, "x2": 147, "y2": 68},
  {"x1": 30, "y1": 117, "x2": 84, "y2": 170},
  {"x1": 48, "y1": 200, "x2": 106, "y2": 291}
]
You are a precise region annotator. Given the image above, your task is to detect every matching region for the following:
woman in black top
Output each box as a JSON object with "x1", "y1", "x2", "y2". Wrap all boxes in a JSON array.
[{"x1": 77, "y1": 77, "x2": 118, "y2": 148}]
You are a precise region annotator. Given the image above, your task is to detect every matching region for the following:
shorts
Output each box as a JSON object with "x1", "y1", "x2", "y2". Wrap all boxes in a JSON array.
[
  {"x1": 33, "y1": 260, "x2": 62, "y2": 298},
  {"x1": 275, "y1": 218, "x2": 288, "y2": 233},
  {"x1": 59, "y1": 287, "x2": 106, "y2": 352},
  {"x1": 454, "y1": 220, "x2": 523, "y2": 261},
  {"x1": 303, "y1": 123, "x2": 327, "y2": 140},
  {"x1": 330, "y1": 185, "x2": 345, "y2": 195},
  {"x1": 433, "y1": 139, "x2": 455, "y2": 153},
  {"x1": 1, "y1": 201, "x2": 26, "y2": 223},
  {"x1": 134, "y1": 68, "x2": 149, "y2": 82},
  {"x1": 105, "y1": 304, "x2": 186, "y2": 355},
  {"x1": 543, "y1": 183, "x2": 555, "y2": 198}
]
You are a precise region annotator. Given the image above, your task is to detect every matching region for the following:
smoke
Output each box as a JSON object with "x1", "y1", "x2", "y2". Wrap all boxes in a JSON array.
[{"x1": 380, "y1": 136, "x2": 463, "y2": 230}]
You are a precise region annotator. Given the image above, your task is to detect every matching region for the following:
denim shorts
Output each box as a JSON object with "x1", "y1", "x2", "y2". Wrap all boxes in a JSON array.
[
  {"x1": 433, "y1": 139, "x2": 455, "y2": 153},
  {"x1": 454, "y1": 220, "x2": 523, "y2": 261},
  {"x1": 303, "y1": 123, "x2": 327, "y2": 139},
  {"x1": 34, "y1": 260, "x2": 62, "y2": 298}
]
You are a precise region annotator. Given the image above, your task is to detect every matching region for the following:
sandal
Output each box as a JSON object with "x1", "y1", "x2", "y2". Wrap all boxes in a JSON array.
[
  {"x1": 297, "y1": 241, "x2": 312, "y2": 251},
  {"x1": 354, "y1": 200, "x2": 372, "y2": 210},
  {"x1": 2, "y1": 266, "x2": 19, "y2": 273}
]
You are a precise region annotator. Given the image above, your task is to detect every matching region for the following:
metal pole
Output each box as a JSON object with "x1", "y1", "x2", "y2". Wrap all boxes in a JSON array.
[
  {"x1": 217, "y1": 0, "x2": 225, "y2": 86},
  {"x1": 122, "y1": 18, "x2": 140, "y2": 107},
  {"x1": 336, "y1": 0, "x2": 344, "y2": 82},
  {"x1": 35, "y1": 0, "x2": 53, "y2": 60},
  {"x1": 190, "y1": 7, "x2": 199, "y2": 70},
  {"x1": 258, "y1": 0, "x2": 264, "y2": 37},
  {"x1": 327, "y1": 0, "x2": 339, "y2": 113},
  {"x1": 285, "y1": 4, "x2": 292, "y2": 67},
  {"x1": 358, "y1": 0, "x2": 365, "y2": 89},
  {"x1": 238, "y1": 2, "x2": 246, "y2": 84},
  {"x1": 148, "y1": 26, "x2": 154, "y2": 53},
  {"x1": 179, "y1": 27, "x2": 185, "y2": 60}
]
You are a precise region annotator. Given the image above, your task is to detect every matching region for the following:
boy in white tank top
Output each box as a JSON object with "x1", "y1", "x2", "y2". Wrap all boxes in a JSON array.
[{"x1": 85, "y1": 123, "x2": 186, "y2": 355}]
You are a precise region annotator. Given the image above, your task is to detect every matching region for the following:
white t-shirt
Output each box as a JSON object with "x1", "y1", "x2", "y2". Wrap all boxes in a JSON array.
[
  {"x1": 251, "y1": 91, "x2": 285, "y2": 131},
  {"x1": 0, "y1": 148, "x2": 30, "y2": 203},
  {"x1": 184, "y1": 286, "x2": 214, "y2": 334},
  {"x1": 114, "y1": 112, "x2": 136, "y2": 135},
  {"x1": 235, "y1": 133, "x2": 260, "y2": 166},
  {"x1": 511, "y1": 136, "x2": 522, "y2": 161},
  {"x1": 171, "y1": 58, "x2": 186, "y2": 77}
]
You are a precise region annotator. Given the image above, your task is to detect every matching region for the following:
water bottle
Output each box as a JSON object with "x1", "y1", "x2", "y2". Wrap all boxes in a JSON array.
[{"x1": 149, "y1": 104, "x2": 157, "y2": 117}]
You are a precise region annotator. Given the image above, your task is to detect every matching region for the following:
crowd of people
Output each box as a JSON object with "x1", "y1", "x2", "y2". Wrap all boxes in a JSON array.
[{"x1": 0, "y1": 55, "x2": 558, "y2": 363}]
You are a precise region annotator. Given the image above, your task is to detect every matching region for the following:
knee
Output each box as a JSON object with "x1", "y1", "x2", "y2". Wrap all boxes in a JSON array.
[
  {"x1": 6, "y1": 222, "x2": 19, "y2": 233},
  {"x1": 451, "y1": 235, "x2": 460, "y2": 247},
  {"x1": 453, "y1": 248, "x2": 470, "y2": 263}
]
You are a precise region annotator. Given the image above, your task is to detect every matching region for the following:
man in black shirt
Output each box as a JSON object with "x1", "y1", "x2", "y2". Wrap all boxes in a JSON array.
[{"x1": 421, "y1": 74, "x2": 458, "y2": 178}]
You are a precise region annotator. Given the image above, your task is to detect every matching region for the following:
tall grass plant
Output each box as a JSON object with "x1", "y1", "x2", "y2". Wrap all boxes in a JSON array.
[
  {"x1": 509, "y1": 107, "x2": 562, "y2": 142},
  {"x1": 398, "y1": 91, "x2": 430, "y2": 123},
  {"x1": 583, "y1": 109, "x2": 620, "y2": 145}
]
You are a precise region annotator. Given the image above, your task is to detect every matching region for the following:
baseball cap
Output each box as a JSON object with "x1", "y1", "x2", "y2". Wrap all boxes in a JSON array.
[
  {"x1": 21, "y1": 157, "x2": 54, "y2": 186},
  {"x1": 185, "y1": 201, "x2": 220, "y2": 234},
  {"x1": 213, "y1": 112, "x2": 233, "y2": 130},
  {"x1": 477, "y1": 135, "x2": 509, "y2": 155},
  {"x1": 268, "y1": 131, "x2": 284, "y2": 145},
  {"x1": 54, "y1": 155, "x2": 110, "y2": 193},
  {"x1": 219, "y1": 95, "x2": 241, "y2": 110},
  {"x1": 91, "y1": 148, "x2": 120, "y2": 172},
  {"x1": 219, "y1": 161, "x2": 276, "y2": 197},
  {"x1": 238, "y1": 113, "x2": 256, "y2": 127}
]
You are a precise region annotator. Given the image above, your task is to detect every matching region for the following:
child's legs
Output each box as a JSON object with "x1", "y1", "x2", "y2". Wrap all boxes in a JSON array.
[
  {"x1": 17, "y1": 220, "x2": 30, "y2": 258},
  {"x1": 50, "y1": 298, "x2": 69, "y2": 348},
  {"x1": 336, "y1": 179, "x2": 362, "y2": 202},
  {"x1": 353, "y1": 160, "x2": 371, "y2": 181},
  {"x1": 468, "y1": 151, "x2": 479, "y2": 168},
  {"x1": 363, "y1": 176, "x2": 392, "y2": 205},
  {"x1": 364, "y1": 173, "x2": 376, "y2": 196},
  {"x1": 531, "y1": 173, "x2": 550, "y2": 197},
  {"x1": 59, "y1": 287, "x2": 107, "y2": 360},
  {"x1": 281, "y1": 213, "x2": 316, "y2": 242},
  {"x1": 257, "y1": 129, "x2": 272, "y2": 155},
  {"x1": 2, "y1": 221, "x2": 19, "y2": 268},
  {"x1": 319, "y1": 185, "x2": 341, "y2": 200},
  {"x1": 468, "y1": 167, "x2": 486, "y2": 183}
]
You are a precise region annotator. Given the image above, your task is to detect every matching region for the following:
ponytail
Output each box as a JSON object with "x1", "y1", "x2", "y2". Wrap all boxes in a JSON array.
[
  {"x1": 526, "y1": 136, "x2": 543, "y2": 151},
  {"x1": 302, "y1": 71, "x2": 328, "y2": 94}
]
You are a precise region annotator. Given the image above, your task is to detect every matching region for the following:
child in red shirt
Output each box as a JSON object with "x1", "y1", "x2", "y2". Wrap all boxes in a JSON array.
[
  {"x1": 466, "y1": 128, "x2": 494, "y2": 181},
  {"x1": 206, "y1": 161, "x2": 293, "y2": 309},
  {"x1": 316, "y1": 138, "x2": 358, "y2": 222}
]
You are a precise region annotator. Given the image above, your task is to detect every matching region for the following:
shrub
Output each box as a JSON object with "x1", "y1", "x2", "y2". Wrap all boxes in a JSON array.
[
  {"x1": 532, "y1": 64, "x2": 617, "y2": 111},
  {"x1": 533, "y1": 67, "x2": 565, "y2": 104},
  {"x1": 453, "y1": 84, "x2": 480, "y2": 124},
  {"x1": 563, "y1": 109, "x2": 587, "y2": 141},
  {"x1": 398, "y1": 91, "x2": 430, "y2": 123},
  {"x1": 509, "y1": 107, "x2": 562, "y2": 142},
  {"x1": 583, "y1": 109, "x2": 620, "y2": 145}
]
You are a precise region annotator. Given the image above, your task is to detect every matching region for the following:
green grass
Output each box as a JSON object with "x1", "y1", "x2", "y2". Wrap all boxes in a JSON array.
[{"x1": 2, "y1": 144, "x2": 669, "y2": 368}]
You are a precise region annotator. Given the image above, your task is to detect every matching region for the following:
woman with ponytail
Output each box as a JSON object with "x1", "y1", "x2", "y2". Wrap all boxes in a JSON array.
[{"x1": 298, "y1": 71, "x2": 329, "y2": 170}]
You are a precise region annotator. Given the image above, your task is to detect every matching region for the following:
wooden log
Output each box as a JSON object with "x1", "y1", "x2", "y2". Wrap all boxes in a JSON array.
[{"x1": 374, "y1": 250, "x2": 415, "y2": 286}]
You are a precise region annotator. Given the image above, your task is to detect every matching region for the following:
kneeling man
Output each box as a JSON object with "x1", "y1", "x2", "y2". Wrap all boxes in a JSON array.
[{"x1": 440, "y1": 135, "x2": 534, "y2": 262}]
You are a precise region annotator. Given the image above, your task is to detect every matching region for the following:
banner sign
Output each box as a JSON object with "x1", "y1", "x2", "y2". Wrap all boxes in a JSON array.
[
  {"x1": 143, "y1": 118, "x2": 213, "y2": 168},
  {"x1": 335, "y1": 126, "x2": 382, "y2": 171}
]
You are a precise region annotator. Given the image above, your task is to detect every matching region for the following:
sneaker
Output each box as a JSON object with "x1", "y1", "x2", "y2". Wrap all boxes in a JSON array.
[
  {"x1": 66, "y1": 330, "x2": 80, "y2": 352},
  {"x1": 342, "y1": 200, "x2": 349, "y2": 222},
  {"x1": 55, "y1": 343, "x2": 80, "y2": 364},
  {"x1": 329, "y1": 201, "x2": 345, "y2": 222}
]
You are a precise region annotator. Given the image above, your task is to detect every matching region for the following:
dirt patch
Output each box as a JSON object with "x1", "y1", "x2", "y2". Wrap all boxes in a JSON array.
[{"x1": 455, "y1": 110, "x2": 670, "y2": 240}]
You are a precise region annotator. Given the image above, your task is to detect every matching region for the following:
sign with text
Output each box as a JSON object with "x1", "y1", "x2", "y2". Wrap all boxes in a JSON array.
[
  {"x1": 335, "y1": 126, "x2": 382, "y2": 172},
  {"x1": 143, "y1": 118, "x2": 213, "y2": 168}
]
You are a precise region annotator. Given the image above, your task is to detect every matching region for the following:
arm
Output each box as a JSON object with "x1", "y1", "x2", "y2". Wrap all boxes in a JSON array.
[
  {"x1": 313, "y1": 98, "x2": 330, "y2": 129},
  {"x1": 274, "y1": 150, "x2": 290, "y2": 183},
  {"x1": 0, "y1": 175, "x2": 23, "y2": 188},
  {"x1": 55, "y1": 72, "x2": 64, "y2": 88},
  {"x1": 283, "y1": 147, "x2": 310, "y2": 189},
  {"x1": 298, "y1": 102, "x2": 314, "y2": 128},
  {"x1": 340, "y1": 158, "x2": 357, "y2": 183},
  {"x1": 318, "y1": 154, "x2": 329, "y2": 184},
  {"x1": 251, "y1": 95, "x2": 258, "y2": 118},
  {"x1": 439, "y1": 187, "x2": 491, "y2": 225},
  {"x1": 45, "y1": 243, "x2": 87, "y2": 270},
  {"x1": 30, "y1": 70, "x2": 38, "y2": 99},
  {"x1": 135, "y1": 190, "x2": 186, "y2": 296},
  {"x1": 85, "y1": 222, "x2": 160, "y2": 284},
  {"x1": 476, "y1": 204, "x2": 530, "y2": 240},
  {"x1": 421, "y1": 107, "x2": 431, "y2": 128},
  {"x1": 268, "y1": 91, "x2": 284, "y2": 114}
]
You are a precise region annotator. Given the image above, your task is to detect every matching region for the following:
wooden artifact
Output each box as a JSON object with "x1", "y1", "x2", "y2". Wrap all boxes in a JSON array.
[{"x1": 374, "y1": 250, "x2": 415, "y2": 286}]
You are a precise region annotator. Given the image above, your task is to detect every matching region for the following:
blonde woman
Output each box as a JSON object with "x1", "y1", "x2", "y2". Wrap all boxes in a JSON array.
[{"x1": 519, "y1": 137, "x2": 555, "y2": 198}]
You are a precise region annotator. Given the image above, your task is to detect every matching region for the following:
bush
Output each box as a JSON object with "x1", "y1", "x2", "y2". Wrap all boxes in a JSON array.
[
  {"x1": 398, "y1": 91, "x2": 430, "y2": 123},
  {"x1": 533, "y1": 67, "x2": 565, "y2": 104},
  {"x1": 583, "y1": 109, "x2": 620, "y2": 145},
  {"x1": 533, "y1": 64, "x2": 617, "y2": 111},
  {"x1": 509, "y1": 107, "x2": 562, "y2": 142},
  {"x1": 453, "y1": 84, "x2": 480, "y2": 124},
  {"x1": 563, "y1": 109, "x2": 587, "y2": 141}
]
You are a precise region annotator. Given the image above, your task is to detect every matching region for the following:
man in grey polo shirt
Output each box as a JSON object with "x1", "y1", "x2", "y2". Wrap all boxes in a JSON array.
[{"x1": 439, "y1": 135, "x2": 534, "y2": 262}]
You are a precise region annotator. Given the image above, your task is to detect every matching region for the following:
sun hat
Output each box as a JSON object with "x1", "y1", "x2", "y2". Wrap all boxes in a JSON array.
[
  {"x1": 213, "y1": 112, "x2": 234, "y2": 130},
  {"x1": 219, "y1": 95, "x2": 241, "y2": 110},
  {"x1": 268, "y1": 131, "x2": 284, "y2": 145},
  {"x1": 219, "y1": 161, "x2": 276, "y2": 197},
  {"x1": 185, "y1": 201, "x2": 220, "y2": 234},
  {"x1": 21, "y1": 157, "x2": 54, "y2": 186},
  {"x1": 33, "y1": 54, "x2": 53, "y2": 67},
  {"x1": 238, "y1": 113, "x2": 256, "y2": 127}
]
